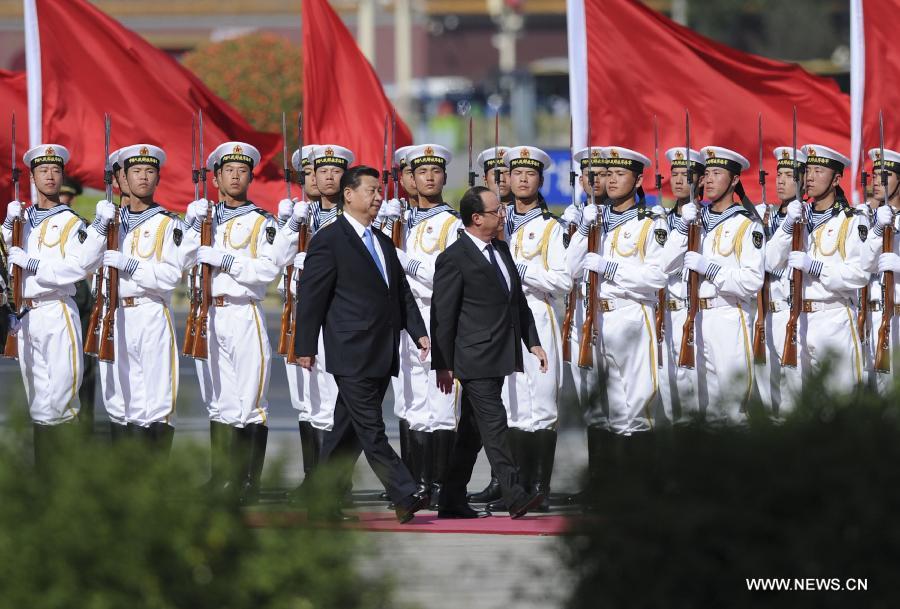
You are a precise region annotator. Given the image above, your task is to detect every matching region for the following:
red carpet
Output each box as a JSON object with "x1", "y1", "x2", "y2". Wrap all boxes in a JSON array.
[{"x1": 246, "y1": 510, "x2": 571, "y2": 536}]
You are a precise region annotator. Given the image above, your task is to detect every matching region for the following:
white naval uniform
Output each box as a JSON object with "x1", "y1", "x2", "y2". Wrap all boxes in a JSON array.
[
  {"x1": 272, "y1": 202, "x2": 340, "y2": 431},
  {"x1": 859, "y1": 211, "x2": 900, "y2": 393},
  {"x1": 765, "y1": 202, "x2": 868, "y2": 397},
  {"x1": 755, "y1": 203, "x2": 801, "y2": 416},
  {"x1": 191, "y1": 202, "x2": 279, "y2": 428},
  {"x1": 2, "y1": 206, "x2": 89, "y2": 425},
  {"x1": 81, "y1": 206, "x2": 184, "y2": 427},
  {"x1": 560, "y1": 222, "x2": 591, "y2": 409},
  {"x1": 665, "y1": 205, "x2": 765, "y2": 423},
  {"x1": 567, "y1": 204, "x2": 667, "y2": 434},
  {"x1": 395, "y1": 204, "x2": 463, "y2": 432},
  {"x1": 502, "y1": 206, "x2": 572, "y2": 432}
]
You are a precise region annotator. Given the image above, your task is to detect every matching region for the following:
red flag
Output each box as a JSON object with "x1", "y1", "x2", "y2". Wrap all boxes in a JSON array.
[
  {"x1": 0, "y1": 69, "x2": 29, "y2": 214},
  {"x1": 569, "y1": 0, "x2": 850, "y2": 202},
  {"x1": 858, "y1": 0, "x2": 898, "y2": 169},
  {"x1": 302, "y1": 0, "x2": 412, "y2": 171},
  {"x1": 29, "y1": 0, "x2": 287, "y2": 211}
]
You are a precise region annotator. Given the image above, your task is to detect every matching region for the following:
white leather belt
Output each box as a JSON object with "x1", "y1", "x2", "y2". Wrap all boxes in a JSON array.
[
  {"x1": 768, "y1": 300, "x2": 788, "y2": 313},
  {"x1": 23, "y1": 296, "x2": 67, "y2": 309},
  {"x1": 801, "y1": 299, "x2": 850, "y2": 313},
  {"x1": 212, "y1": 295, "x2": 257, "y2": 307},
  {"x1": 599, "y1": 297, "x2": 651, "y2": 312},
  {"x1": 119, "y1": 296, "x2": 163, "y2": 308}
]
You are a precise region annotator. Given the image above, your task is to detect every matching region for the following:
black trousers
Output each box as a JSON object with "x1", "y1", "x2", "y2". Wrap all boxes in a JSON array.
[
  {"x1": 320, "y1": 376, "x2": 418, "y2": 506},
  {"x1": 439, "y1": 377, "x2": 528, "y2": 510}
]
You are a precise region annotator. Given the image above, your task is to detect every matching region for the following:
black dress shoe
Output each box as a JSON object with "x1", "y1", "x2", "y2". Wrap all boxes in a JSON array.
[
  {"x1": 395, "y1": 492, "x2": 430, "y2": 524},
  {"x1": 437, "y1": 505, "x2": 491, "y2": 519},
  {"x1": 508, "y1": 491, "x2": 545, "y2": 520},
  {"x1": 486, "y1": 497, "x2": 507, "y2": 512}
]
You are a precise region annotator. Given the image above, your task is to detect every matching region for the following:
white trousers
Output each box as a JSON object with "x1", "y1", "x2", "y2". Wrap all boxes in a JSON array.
[
  {"x1": 659, "y1": 306, "x2": 700, "y2": 425},
  {"x1": 866, "y1": 308, "x2": 900, "y2": 394},
  {"x1": 502, "y1": 297, "x2": 560, "y2": 432},
  {"x1": 17, "y1": 298, "x2": 82, "y2": 425},
  {"x1": 196, "y1": 303, "x2": 270, "y2": 427},
  {"x1": 396, "y1": 301, "x2": 460, "y2": 432},
  {"x1": 285, "y1": 332, "x2": 338, "y2": 431},
  {"x1": 99, "y1": 301, "x2": 178, "y2": 426},
  {"x1": 754, "y1": 306, "x2": 800, "y2": 417},
  {"x1": 793, "y1": 305, "x2": 864, "y2": 396}
]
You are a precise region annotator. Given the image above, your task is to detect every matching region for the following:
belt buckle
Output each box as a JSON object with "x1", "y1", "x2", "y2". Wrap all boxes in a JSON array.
[
  {"x1": 213, "y1": 296, "x2": 226, "y2": 307},
  {"x1": 699, "y1": 298, "x2": 710, "y2": 310},
  {"x1": 599, "y1": 299, "x2": 613, "y2": 312},
  {"x1": 666, "y1": 300, "x2": 678, "y2": 311},
  {"x1": 802, "y1": 301, "x2": 814, "y2": 313},
  {"x1": 122, "y1": 297, "x2": 136, "y2": 308}
]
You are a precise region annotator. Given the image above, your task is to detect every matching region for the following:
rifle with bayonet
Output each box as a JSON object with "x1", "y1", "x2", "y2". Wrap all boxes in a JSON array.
[
  {"x1": 97, "y1": 114, "x2": 119, "y2": 362},
  {"x1": 287, "y1": 113, "x2": 310, "y2": 366},
  {"x1": 182, "y1": 116, "x2": 201, "y2": 357},
  {"x1": 753, "y1": 113, "x2": 769, "y2": 364},
  {"x1": 782, "y1": 107, "x2": 804, "y2": 368},
  {"x1": 678, "y1": 110, "x2": 700, "y2": 369},
  {"x1": 875, "y1": 110, "x2": 894, "y2": 372},
  {"x1": 577, "y1": 115, "x2": 599, "y2": 369},
  {"x1": 2, "y1": 113, "x2": 22, "y2": 359},
  {"x1": 494, "y1": 112, "x2": 506, "y2": 242},
  {"x1": 190, "y1": 110, "x2": 213, "y2": 360},
  {"x1": 653, "y1": 115, "x2": 665, "y2": 367},
  {"x1": 278, "y1": 111, "x2": 295, "y2": 357},
  {"x1": 562, "y1": 118, "x2": 580, "y2": 363}
]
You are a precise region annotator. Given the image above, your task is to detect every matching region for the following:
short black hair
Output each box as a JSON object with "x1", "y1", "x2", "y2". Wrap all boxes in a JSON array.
[
  {"x1": 460, "y1": 186, "x2": 491, "y2": 227},
  {"x1": 340, "y1": 165, "x2": 380, "y2": 195}
]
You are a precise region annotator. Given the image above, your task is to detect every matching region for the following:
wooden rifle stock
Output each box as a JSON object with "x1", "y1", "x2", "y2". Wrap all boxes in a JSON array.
[
  {"x1": 182, "y1": 268, "x2": 198, "y2": 356},
  {"x1": 781, "y1": 222, "x2": 804, "y2": 367},
  {"x1": 98, "y1": 218, "x2": 120, "y2": 362},
  {"x1": 875, "y1": 224, "x2": 894, "y2": 372},
  {"x1": 83, "y1": 270, "x2": 104, "y2": 356},
  {"x1": 858, "y1": 286, "x2": 869, "y2": 346},
  {"x1": 277, "y1": 263, "x2": 293, "y2": 356},
  {"x1": 577, "y1": 222, "x2": 599, "y2": 369},
  {"x1": 190, "y1": 206, "x2": 214, "y2": 360},
  {"x1": 285, "y1": 223, "x2": 310, "y2": 365},
  {"x1": 2, "y1": 214, "x2": 22, "y2": 359},
  {"x1": 561, "y1": 222, "x2": 578, "y2": 363},
  {"x1": 752, "y1": 273, "x2": 769, "y2": 364},
  {"x1": 392, "y1": 210, "x2": 405, "y2": 248},
  {"x1": 655, "y1": 288, "x2": 665, "y2": 365},
  {"x1": 678, "y1": 222, "x2": 700, "y2": 369}
]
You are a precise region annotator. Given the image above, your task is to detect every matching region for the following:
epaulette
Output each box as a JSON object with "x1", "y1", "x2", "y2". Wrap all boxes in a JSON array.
[
  {"x1": 159, "y1": 209, "x2": 184, "y2": 223},
  {"x1": 62, "y1": 207, "x2": 89, "y2": 225},
  {"x1": 541, "y1": 208, "x2": 563, "y2": 225},
  {"x1": 252, "y1": 207, "x2": 276, "y2": 221},
  {"x1": 443, "y1": 206, "x2": 460, "y2": 218}
]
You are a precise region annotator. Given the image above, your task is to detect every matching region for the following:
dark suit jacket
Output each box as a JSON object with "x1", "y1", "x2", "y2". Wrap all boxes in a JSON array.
[
  {"x1": 295, "y1": 214, "x2": 427, "y2": 378},
  {"x1": 430, "y1": 232, "x2": 540, "y2": 380}
]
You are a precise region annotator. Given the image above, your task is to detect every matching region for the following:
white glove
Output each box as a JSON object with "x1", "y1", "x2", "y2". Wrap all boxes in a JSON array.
[
  {"x1": 102, "y1": 250, "x2": 132, "y2": 271},
  {"x1": 561, "y1": 203, "x2": 582, "y2": 226},
  {"x1": 186, "y1": 199, "x2": 209, "y2": 224},
  {"x1": 380, "y1": 198, "x2": 403, "y2": 220},
  {"x1": 5, "y1": 201, "x2": 22, "y2": 222},
  {"x1": 680, "y1": 202, "x2": 698, "y2": 223},
  {"x1": 278, "y1": 198, "x2": 296, "y2": 220},
  {"x1": 581, "y1": 252, "x2": 607, "y2": 274},
  {"x1": 95, "y1": 200, "x2": 116, "y2": 226},
  {"x1": 580, "y1": 204, "x2": 599, "y2": 227},
  {"x1": 878, "y1": 252, "x2": 900, "y2": 274},
  {"x1": 876, "y1": 205, "x2": 895, "y2": 229},
  {"x1": 684, "y1": 251, "x2": 709, "y2": 275},
  {"x1": 7, "y1": 246, "x2": 30, "y2": 269},
  {"x1": 788, "y1": 251, "x2": 814, "y2": 274},
  {"x1": 197, "y1": 246, "x2": 227, "y2": 268},
  {"x1": 293, "y1": 251, "x2": 307, "y2": 270},
  {"x1": 292, "y1": 200, "x2": 312, "y2": 222},
  {"x1": 785, "y1": 200, "x2": 803, "y2": 224}
]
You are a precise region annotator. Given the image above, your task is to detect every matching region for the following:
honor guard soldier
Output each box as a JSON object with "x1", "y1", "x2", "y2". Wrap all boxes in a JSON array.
[
  {"x1": 493, "y1": 145, "x2": 571, "y2": 512},
  {"x1": 767, "y1": 145, "x2": 867, "y2": 396},
  {"x1": 3, "y1": 144, "x2": 91, "y2": 464},
  {"x1": 666, "y1": 146, "x2": 765, "y2": 422},
  {"x1": 659, "y1": 147, "x2": 704, "y2": 423},
  {"x1": 376, "y1": 144, "x2": 415, "y2": 235},
  {"x1": 860, "y1": 147, "x2": 900, "y2": 392},
  {"x1": 276, "y1": 144, "x2": 319, "y2": 228},
  {"x1": 391, "y1": 144, "x2": 462, "y2": 507},
  {"x1": 272, "y1": 144, "x2": 352, "y2": 502},
  {"x1": 567, "y1": 147, "x2": 667, "y2": 467},
  {"x1": 476, "y1": 146, "x2": 513, "y2": 203},
  {"x1": 83, "y1": 145, "x2": 184, "y2": 450},
  {"x1": 757, "y1": 147, "x2": 807, "y2": 415},
  {"x1": 188, "y1": 141, "x2": 280, "y2": 504}
]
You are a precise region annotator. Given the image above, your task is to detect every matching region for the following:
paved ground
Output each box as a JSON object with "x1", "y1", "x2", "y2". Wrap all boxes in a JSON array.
[{"x1": 0, "y1": 305, "x2": 585, "y2": 609}]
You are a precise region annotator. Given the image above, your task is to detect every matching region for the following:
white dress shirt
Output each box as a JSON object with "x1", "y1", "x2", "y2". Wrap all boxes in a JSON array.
[
  {"x1": 464, "y1": 228, "x2": 511, "y2": 292},
  {"x1": 345, "y1": 212, "x2": 389, "y2": 287}
]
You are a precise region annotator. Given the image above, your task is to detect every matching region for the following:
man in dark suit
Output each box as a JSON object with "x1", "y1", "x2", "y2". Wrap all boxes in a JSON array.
[
  {"x1": 431, "y1": 186, "x2": 548, "y2": 519},
  {"x1": 295, "y1": 165, "x2": 431, "y2": 524}
]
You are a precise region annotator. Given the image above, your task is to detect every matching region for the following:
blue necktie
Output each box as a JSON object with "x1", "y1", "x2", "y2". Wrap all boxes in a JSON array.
[
  {"x1": 486, "y1": 244, "x2": 510, "y2": 296},
  {"x1": 363, "y1": 228, "x2": 388, "y2": 284}
]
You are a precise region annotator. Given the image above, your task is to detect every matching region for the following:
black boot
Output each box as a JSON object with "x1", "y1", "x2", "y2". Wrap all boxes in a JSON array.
[
  {"x1": 287, "y1": 421, "x2": 321, "y2": 504},
  {"x1": 583, "y1": 426, "x2": 615, "y2": 513},
  {"x1": 407, "y1": 430, "x2": 434, "y2": 503},
  {"x1": 202, "y1": 421, "x2": 231, "y2": 492},
  {"x1": 430, "y1": 430, "x2": 455, "y2": 509},
  {"x1": 109, "y1": 422, "x2": 127, "y2": 445},
  {"x1": 227, "y1": 426, "x2": 252, "y2": 499},
  {"x1": 533, "y1": 429, "x2": 557, "y2": 513},
  {"x1": 468, "y1": 469, "x2": 502, "y2": 503},
  {"x1": 239, "y1": 423, "x2": 268, "y2": 506},
  {"x1": 487, "y1": 428, "x2": 525, "y2": 512},
  {"x1": 148, "y1": 422, "x2": 175, "y2": 455}
]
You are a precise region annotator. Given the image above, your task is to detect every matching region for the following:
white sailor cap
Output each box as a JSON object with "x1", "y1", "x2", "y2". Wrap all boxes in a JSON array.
[
  {"x1": 24, "y1": 144, "x2": 70, "y2": 169},
  {"x1": 118, "y1": 144, "x2": 167, "y2": 170},
  {"x1": 205, "y1": 151, "x2": 217, "y2": 172},
  {"x1": 507, "y1": 146, "x2": 552, "y2": 173},
  {"x1": 603, "y1": 146, "x2": 651, "y2": 172},
  {"x1": 475, "y1": 146, "x2": 510, "y2": 175},
  {"x1": 665, "y1": 147, "x2": 704, "y2": 171},
  {"x1": 394, "y1": 145, "x2": 416, "y2": 168},
  {"x1": 801, "y1": 144, "x2": 850, "y2": 174},
  {"x1": 209, "y1": 141, "x2": 260, "y2": 171},
  {"x1": 310, "y1": 144, "x2": 354, "y2": 171},
  {"x1": 291, "y1": 144, "x2": 317, "y2": 172},
  {"x1": 701, "y1": 146, "x2": 750, "y2": 173},
  {"x1": 406, "y1": 144, "x2": 452, "y2": 171},
  {"x1": 773, "y1": 146, "x2": 808, "y2": 170},
  {"x1": 572, "y1": 147, "x2": 606, "y2": 174},
  {"x1": 868, "y1": 147, "x2": 900, "y2": 174},
  {"x1": 108, "y1": 147, "x2": 128, "y2": 171}
]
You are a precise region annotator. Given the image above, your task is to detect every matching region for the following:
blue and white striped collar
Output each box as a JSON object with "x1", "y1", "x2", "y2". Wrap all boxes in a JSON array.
[
  {"x1": 313, "y1": 201, "x2": 339, "y2": 232},
  {"x1": 602, "y1": 205, "x2": 639, "y2": 233},
  {"x1": 215, "y1": 201, "x2": 258, "y2": 225},
  {"x1": 506, "y1": 204, "x2": 543, "y2": 236},
  {"x1": 808, "y1": 204, "x2": 836, "y2": 233},
  {"x1": 121, "y1": 204, "x2": 164, "y2": 235},
  {"x1": 408, "y1": 203, "x2": 454, "y2": 228},
  {"x1": 701, "y1": 203, "x2": 745, "y2": 232},
  {"x1": 27, "y1": 204, "x2": 69, "y2": 229}
]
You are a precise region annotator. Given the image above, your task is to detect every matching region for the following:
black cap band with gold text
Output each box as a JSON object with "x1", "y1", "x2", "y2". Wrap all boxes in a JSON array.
[
  {"x1": 704, "y1": 156, "x2": 743, "y2": 174},
  {"x1": 483, "y1": 157, "x2": 507, "y2": 175},
  {"x1": 509, "y1": 157, "x2": 545, "y2": 172},
  {"x1": 602, "y1": 156, "x2": 643, "y2": 173},
  {"x1": 313, "y1": 152, "x2": 350, "y2": 170},
  {"x1": 220, "y1": 152, "x2": 255, "y2": 169},
  {"x1": 805, "y1": 155, "x2": 844, "y2": 174},
  {"x1": 30, "y1": 154, "x2": 65, "y2": 170}
]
